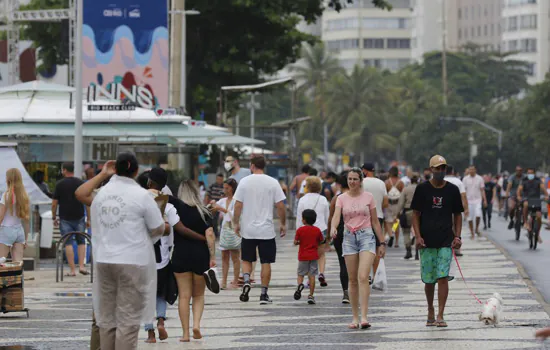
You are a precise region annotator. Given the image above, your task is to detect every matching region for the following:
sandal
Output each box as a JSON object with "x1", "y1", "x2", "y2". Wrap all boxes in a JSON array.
[
  {"x1": 65, "y1": 273, "x2": 76, "y2": 277},
  {"x1": 348, "y1": 323, "x2": 360, "y2": 329},
  {"x1": 360, "y1": 322, "x2": 371, "y2": 329},
  {"x1": 426, "y1": 319, "x2": 436, "y2": 327},
  {"x1": 436, "y1": 320, "x2": 448, "y2": 327},
  {"x1": 79, "y1": 269, "x2": 90, "y2": 276}
]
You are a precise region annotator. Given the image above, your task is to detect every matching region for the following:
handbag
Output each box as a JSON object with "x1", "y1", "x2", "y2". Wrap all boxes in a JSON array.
[{"x1": 164, "y1": 263, "x2": 179, "y2": 305}]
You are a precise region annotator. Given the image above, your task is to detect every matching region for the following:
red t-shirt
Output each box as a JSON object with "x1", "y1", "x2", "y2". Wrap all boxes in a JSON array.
[{"x1": 295, "y1": 225, "x2": 324, "y2": 261}]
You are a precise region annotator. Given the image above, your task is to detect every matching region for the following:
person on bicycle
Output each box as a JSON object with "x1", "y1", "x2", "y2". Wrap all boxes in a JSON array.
[
  {"x1": 506, "y1": 166, "x2": 525, "y2": 230},
  {"x1": 517, "y1": 168, "x2": 548, "y2": 241}
]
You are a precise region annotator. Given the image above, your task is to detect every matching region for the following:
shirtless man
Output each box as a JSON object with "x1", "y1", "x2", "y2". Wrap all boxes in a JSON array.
[{"x1": 290, "y1": 165, "x2": 310, "y2": 214}]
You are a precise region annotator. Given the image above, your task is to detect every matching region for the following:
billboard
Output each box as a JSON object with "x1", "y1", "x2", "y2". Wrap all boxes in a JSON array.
[{"x1": 83, "y1": 0, "x2": 169, "y2": 109}]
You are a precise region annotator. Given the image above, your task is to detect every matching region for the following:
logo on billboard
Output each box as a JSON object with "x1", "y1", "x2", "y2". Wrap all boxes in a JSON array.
[
  {"x1": 87, "y1": 84, "x2": 154, "y2": 109},
  {"x1": 129, "y1": 9, "x2": 141, "y2": 18},
  {"x1": 103, "y1": 8, "x2": 122, "y2": 17},
  {"x1": 154, "y1": 107, "x2": 177, "y2": 117}
]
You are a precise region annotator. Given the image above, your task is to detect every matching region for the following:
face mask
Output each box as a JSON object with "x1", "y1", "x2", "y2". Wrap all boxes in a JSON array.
[
  {"x1": 527, "y1": 174, "x2": 535, "y2": 180},
  {"x1": 433, "y1": 171, "x2": 445, "y2": 181},
  {"x1": 424, "y1": 174, "x2": 431, "y2": 180},
  {"x1": 224, "y1": 162, "x2": 234, "y2": 172}
]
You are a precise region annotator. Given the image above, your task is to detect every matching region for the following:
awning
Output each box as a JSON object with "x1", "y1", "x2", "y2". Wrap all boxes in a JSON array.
[
  {"x1": 0, "y1": 123, "x2": 231, "y2": 138},
  {"x1": 178, "y1": 135, "x2": 265, "y2": 145}
]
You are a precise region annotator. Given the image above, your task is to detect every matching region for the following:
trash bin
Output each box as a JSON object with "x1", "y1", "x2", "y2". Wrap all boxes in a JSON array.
[{"x1": 40, "y1": 211, "x2": 53, "y2": 249}]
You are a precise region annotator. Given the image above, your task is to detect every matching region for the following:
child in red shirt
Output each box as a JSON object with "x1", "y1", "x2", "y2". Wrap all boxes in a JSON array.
[{"x1": 294, "y1": 209, "x2": 324, "y2": 304}]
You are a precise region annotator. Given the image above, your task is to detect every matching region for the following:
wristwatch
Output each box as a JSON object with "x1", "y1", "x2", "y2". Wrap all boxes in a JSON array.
[{"x1": 380, "y1": 242, "x2": 387, "y2": 246}]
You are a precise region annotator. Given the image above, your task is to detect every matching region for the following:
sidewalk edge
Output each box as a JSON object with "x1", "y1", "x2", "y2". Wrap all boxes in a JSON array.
[{"x1": 484, "y1": 234, "x2": 550, "y2": 317}]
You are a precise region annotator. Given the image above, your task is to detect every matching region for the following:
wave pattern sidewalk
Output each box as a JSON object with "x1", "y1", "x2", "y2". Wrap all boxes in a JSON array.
[
  {"x1": 1, "y1": 235, "x2": 549, "y2": 349},
  {"x1": 137, "y1": 235, "x2": 549, "y2": 349}
]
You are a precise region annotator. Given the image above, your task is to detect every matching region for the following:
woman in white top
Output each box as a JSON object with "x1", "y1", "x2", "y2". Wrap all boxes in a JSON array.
[
  {"x1": 0, "y1": 168, "x2": 30, "y2": 262},
  {"x1": 211, "y1": 178, "x2": 241, "y2": 289},
  {"x1": 297, "y1": 176, "x2": 330, "y2": 287}
]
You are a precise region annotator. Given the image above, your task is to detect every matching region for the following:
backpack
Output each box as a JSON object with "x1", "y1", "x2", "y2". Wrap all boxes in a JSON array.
[{"x1": 388, "y1": 180, "x2": 401, "y2": 201}]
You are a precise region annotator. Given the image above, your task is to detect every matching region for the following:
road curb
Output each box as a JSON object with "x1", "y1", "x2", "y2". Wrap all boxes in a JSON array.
[{"x1": 484, "y1": 234, "x2": 550, "y2": 317}]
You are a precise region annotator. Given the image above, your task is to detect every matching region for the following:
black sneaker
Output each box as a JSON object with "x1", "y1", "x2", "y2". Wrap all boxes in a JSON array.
[
  {"x1": 259, "y1": 294, "x2": 272, "y2": 305},
  {"x1": 319, "y1": 274, "x2": 328, "y2": 287},
  {"x1": 203, "y1": 268, "x2": 220, "y2": 294},
  {"x1": 342, "y1": 290, "x2": 350, "y2": 304},
  {"x1": 508, "y1": 220, "x2": 514, "y2": 230},
  {"x1": 240, "y1": 283, "x2": 251, "y2": 302},
  {"x1": 307, "y1": 295, "x2": 316, "y2": 305},
  {"x1": 388, "y1": 236, "x2": 394, "y2": 247},
  {"x1": 294, "y1": 283, "x2": 304, "y2": 300}
]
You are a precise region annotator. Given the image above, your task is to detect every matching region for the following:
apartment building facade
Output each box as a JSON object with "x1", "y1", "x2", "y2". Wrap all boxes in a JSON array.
[
  {"x1": 321, "y1": 0, "x2": 414, "y2": 72},
  {"x1": 501, "y1": 0, "x2": 547, "y2": 83}
]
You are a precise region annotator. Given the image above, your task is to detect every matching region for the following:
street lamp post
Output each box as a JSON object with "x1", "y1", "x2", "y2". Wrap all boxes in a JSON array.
[
  {"x1": 440, "y1": 116, "x2": 503, "y2": 174},
  {"x1": 74, "y1": 0, "x2": 83, "y2": 177}
]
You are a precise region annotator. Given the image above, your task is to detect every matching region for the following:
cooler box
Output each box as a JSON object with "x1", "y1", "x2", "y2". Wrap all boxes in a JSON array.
[
  {"x1": 0, "y1": 261, "x2": 24, "y2": 312},
  {"x1": 40, "y1": 211, "x2": 54, "y2": 248}
]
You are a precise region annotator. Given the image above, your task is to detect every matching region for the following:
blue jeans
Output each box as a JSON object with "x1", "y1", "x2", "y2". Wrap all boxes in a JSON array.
[{"x1": 144, "y1": 296, "x2": 168, "y2": 331}]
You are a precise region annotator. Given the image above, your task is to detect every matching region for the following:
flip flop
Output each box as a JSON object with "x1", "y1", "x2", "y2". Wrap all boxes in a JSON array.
[
  {"x1": 360, "y1": 322, "x2": 371, "y2": 329},
  {"x1": 65, "y1": 273, "x2": 76, "y2": 277},
  {"x1": 79, "y1": 270, "x2": 90, "y2": 276},
  {"x1": 426, "y1": 319, "x2": 436, "y2": 327},
  {"x1": 348, "y1": 323, "x2": 360, "y2": 329},
  {"x1": 436, "y1": 320, "x2": 448, "y2": 327}
]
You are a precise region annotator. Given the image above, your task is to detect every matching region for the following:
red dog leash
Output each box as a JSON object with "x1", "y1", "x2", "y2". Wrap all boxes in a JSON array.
[{"x1": 452, "y1": 249, "x2": 483, "y2": 305}]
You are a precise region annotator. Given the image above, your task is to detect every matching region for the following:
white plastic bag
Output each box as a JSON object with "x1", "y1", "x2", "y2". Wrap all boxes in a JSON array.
[{"x1": 372, "y1": 258, "x2": 388, "y2": 292}]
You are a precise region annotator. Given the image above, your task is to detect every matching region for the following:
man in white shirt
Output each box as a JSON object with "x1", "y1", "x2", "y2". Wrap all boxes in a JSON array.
[
  {"x1": 462, "y1": 165, "x2": 487, "y2": 238},
  {"x1": 361, "y1": 163, "x2": 388, "y2": 275},
  {"x1": 444, "y1": 165, "x2": 469, "y2": 256},
  {"x1": 233, "y1": 155, "x2": 287, "y2": 305},
  {"x1": 75, "y1": 153, "x2": 166, "y2": 350}
]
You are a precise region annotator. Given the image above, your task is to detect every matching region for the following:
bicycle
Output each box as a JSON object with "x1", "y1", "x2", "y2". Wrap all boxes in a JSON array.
[
  {"x1": 514, "y1": 201, "x2": 523, "y2": 241},
  {"x1": 526, "y1": 199, "x2": 542, "y2": 250}
]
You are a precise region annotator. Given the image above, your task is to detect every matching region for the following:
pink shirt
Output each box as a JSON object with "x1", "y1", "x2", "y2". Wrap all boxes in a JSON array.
[{"x1": 336, "y1": 191, "x2": 376, "y2": 233}]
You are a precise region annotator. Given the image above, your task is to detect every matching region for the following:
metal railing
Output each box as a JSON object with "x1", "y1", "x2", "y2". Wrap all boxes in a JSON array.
[{"x1": 55, "y1": 231, "x2": 93, "y2": 283}]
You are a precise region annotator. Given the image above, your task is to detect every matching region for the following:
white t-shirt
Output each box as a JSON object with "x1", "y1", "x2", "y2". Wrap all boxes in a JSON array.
[
  {"x1": 463, "y1": 174, "x2": 485, "y2": 204},
  {"x1": 362, "y1": 177, "x2": 387, "y2": 219},
  {"x1": 296, "y1": 193, "x2": 329, "y2": 232},
  {"x1": 148, "y1": 190, "x2": 179, "y2": 270},
  {"x1": 444, "y1": 176, "x2": 466, "y2": 194},
  {"x1": 233, "y1": 174, "x2": 286, "y2": 240},
  {"x1": 91, "y1": 175, "x2": 165, "y2": 265},
  {"x1": 216, "y1": 197, "x2": 235, "y2": 224},
  {"x1": 497, "y1": 177, "x2": 506, "y2": 196},
  {"x1": 0, "y1": 193, "x2": 22, "y2": 227}
]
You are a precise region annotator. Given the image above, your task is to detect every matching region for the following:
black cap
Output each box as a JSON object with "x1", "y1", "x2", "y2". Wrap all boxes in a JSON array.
[
  {"x1": 361, "y1": 163, "x2": 375, "y2": 172},
  {"x1": 149, "y1": 168, "x2": 168, "y2": 188}
]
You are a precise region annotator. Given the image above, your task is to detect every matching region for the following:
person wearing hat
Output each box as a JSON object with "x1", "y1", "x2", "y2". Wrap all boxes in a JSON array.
[{"x1": 410, "y1": 155, "x2": 464, "y2": 328}]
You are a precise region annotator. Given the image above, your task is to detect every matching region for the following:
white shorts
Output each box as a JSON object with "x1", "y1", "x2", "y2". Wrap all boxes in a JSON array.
[{"x1": 468, "y1": 202, "x2": 482, "y2": 221}]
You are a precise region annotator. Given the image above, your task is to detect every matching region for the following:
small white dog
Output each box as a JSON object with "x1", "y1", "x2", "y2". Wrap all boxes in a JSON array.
[{"x1": 479, "y1": 293, "x2": 503, "y2": 326}]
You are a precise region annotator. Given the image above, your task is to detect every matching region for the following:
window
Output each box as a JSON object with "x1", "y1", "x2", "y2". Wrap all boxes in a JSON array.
[
  {"x1": 520, "y1": 38, "x2": 537, "y2": 52},
  {"x1": 477, "y1": 26, "x2": 481, "y2": 36},
  {"x1": 387, "y1": 38, "x2": 411, "y2": 49},
  {"x1": 362, "y1": 18, "x2": 410, "y2": 29},
  {"x1": 478, "y1": 5, "x2": 481, "y2": 17},
  {"x1": 484, "y1": 5, "x2": 488, "y2": 16},
  {"x1": 508, "y1": 16, "x2": 518, "y2": 31},
  {"x1": 520, "y1": 14, "x2": 537, "y2": 29},
  {"x1": 458, "y1": 8, "x2": 462, "y2": 19},
  {"x1": 381, "y1": 59, "x2": 411, "y2": 71},
  {"x1": 458, "y1": 29, "x2": 462, "y2": 39},
  {"x1": 326, "y1": 39, "x2": 360, "y2": 51},
  {"x1": 464, "y1": 28, "x2": 468, "y2": 39},
  {"x1": 465, "y1": 7, "x2": 468, "y2": 19},
  {"x1": 471, "y1": 27, "x2": 474, "y2": 37},
  {"x1": 472, "y1": 6, "x2": 475, "y2": 19},
  {"x1": 364, "y1": 59, "x2": 382, "y2": 68},
  {"x1": 484, "y1": 25, "x2": 488, "y2": 36},
  {"x1": 364, "y1": 38, "x2": 384, "y2": 49},
  {"x1": 508, "y1": 40, "x2": 518, "y2": 51},
  {"x1": 326, "y1": 18, "x2": 359, "y2": 31},
  {"x1": 491, "y1": 23, "x2": 494, "y2": 36}
]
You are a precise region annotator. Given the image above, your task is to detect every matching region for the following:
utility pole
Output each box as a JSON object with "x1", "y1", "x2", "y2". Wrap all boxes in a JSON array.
[
  {"x1": 246, "y1": 92, "x2": 260, "y2": 141},
  {"x1": 74, "y1": 0, "x2": 83, "y2": 177},
  {"x1": 441, "y1": 0, "x2": 448, "y2": 107}
]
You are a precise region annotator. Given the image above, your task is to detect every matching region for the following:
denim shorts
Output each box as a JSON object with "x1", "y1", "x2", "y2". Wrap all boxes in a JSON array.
[
  {"x1": 0, "y1": 225, "x2": 25, "y2": 247},
  {"x1": 60, "y1": 218, "x2": 86, "y2": 246},
  {"x1": 342, "y1": 227, "x2": 377, "y2": 256}
]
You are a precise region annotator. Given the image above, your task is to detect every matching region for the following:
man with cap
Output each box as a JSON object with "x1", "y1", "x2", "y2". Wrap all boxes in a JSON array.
[
  {"x1": 411, "y1": 155, "x2": 464, "y2": 328},
  {"x1": 361, "y1": 162, "x2": 388, "y2": 277}
]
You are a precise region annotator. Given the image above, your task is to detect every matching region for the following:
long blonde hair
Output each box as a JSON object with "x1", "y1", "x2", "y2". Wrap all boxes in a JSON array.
[
  {"x1": 178, "y1": 179, "x2": 211, "y2": 223},
  {"x1": 5, "y1": 168, "x2": 30, "y2": 220}
]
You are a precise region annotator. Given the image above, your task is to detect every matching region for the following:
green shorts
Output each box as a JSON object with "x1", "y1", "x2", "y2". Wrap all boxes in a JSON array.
[{"x1": 419, "y1": 247, "x2": 454, "y2": 284}]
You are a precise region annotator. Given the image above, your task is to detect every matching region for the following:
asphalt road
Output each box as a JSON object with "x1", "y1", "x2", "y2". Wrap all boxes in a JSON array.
[{"x1": 483, "y1": 212, "x2": 550, "y2": 304}]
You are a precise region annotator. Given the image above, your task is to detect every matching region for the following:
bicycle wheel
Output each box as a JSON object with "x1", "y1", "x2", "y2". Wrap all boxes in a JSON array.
[
  {"x1": 515, "y1": 219, "x2": 521, "y2": 240},
  {"x1": 533, "y1": 219, "x2": 540, "y2": 250}
]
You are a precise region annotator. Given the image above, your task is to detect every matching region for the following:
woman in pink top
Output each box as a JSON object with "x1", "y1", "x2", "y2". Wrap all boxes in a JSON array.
[{"x1": 330, "y1": 168, "x2": 385, "y2": 329}]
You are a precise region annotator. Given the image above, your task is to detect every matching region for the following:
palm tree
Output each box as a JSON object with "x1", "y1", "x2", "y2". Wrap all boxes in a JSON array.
[
  {"x1": 288, "y1": 43, "x2": 343, "y2": 166},
  {"x1": 325, "y1": 65, "x2": 396, "y2": 162}
]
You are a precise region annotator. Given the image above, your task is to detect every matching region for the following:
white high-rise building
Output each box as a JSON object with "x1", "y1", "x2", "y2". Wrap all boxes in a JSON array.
[
  {"x1": 501, "y1": 0, "x2": 547, "y2": 84},
  {"x1": 321, "y1": 0, "x2": 414, "y2": 72},
  {"x1": 410, "y1": 0, "x2": 445, "y2": 62}
]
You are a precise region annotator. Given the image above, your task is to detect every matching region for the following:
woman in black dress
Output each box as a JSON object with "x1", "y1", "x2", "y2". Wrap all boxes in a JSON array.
[{"x1": 172, "y1": 180, "x2": 216, "y2": 342}]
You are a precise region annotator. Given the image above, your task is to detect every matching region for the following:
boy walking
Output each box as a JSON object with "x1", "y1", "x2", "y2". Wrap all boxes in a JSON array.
[{"x1": 293, "y1": 209, "x2": 324, "y2": 305}]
